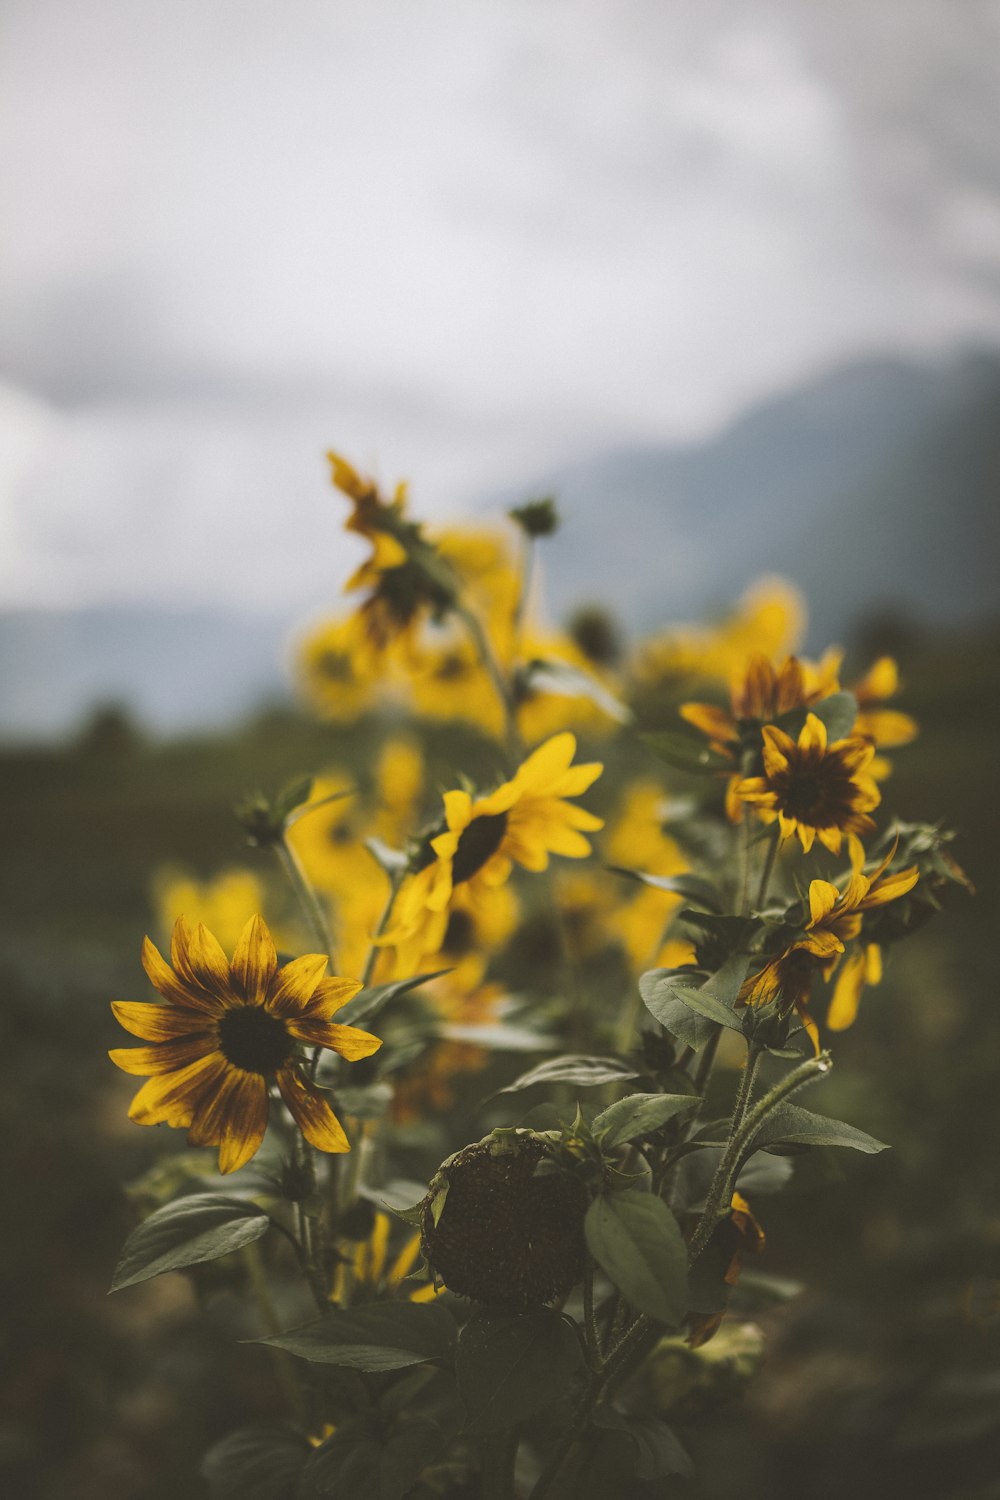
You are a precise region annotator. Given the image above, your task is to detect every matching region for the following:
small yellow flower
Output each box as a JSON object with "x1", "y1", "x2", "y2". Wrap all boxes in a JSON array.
[
  {"x1": 151, "y1": 867, "x2": 278, "y2": 956},
  {"x1": 109, "y1": 915, "x2": 380, "y2": 1174},
  {"x1": 410, "y1": 633, "x2": 506, "y2": 737},
  {"x1": 635, "y1": 578, "x2": 804, "y2": 685},
  {"x1": 381, "y1": 733, "x2": 603, "y2": 976},
  {"x1": 735, "y1": 712, "x2": 880, "y2": 854},
  {"x1": 297, "y1": 613, "x2": 382, "y2": 721},
  {"x1": 331, "y1": 1209, "x2": 437, "y2": 1304}
]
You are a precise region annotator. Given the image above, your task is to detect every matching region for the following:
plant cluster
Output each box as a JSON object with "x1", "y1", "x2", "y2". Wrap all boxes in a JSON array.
[{"x1": 108, "y1": 453, "x2": 968, "y2": 1498}]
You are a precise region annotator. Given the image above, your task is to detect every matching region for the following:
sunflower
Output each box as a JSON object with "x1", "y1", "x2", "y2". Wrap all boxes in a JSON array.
[
  {"x1": 297, "y1": 612, "x2": 382, "y2": 721},
  {"x1": 381, "y1": 733, "x2": 603, "y2": 977},
  {"x1": 109, "y1": 914, "x2": 381, "y2": 1174},
  {"x1": 740, "y1": 840, "x2": 919, "y2": 1040},
  {"x1": 735, "y1": 712, "x2": 880, "y2": 854}
]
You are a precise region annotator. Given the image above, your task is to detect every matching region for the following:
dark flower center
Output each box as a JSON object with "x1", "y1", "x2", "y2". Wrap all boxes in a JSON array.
[
  {"x1": 318, "y1": 649, "x2": 353, "y2": 684},
  {"x1": 452, "y1": 811, "x2": 509, "y2": 885},
  {"x1": 778, "y1": 754, "x2": 857, "y2": 827},
  {"x1": 218, "y1": 1006, "x2": 293, "y2": 1074},
  {"x1": 435, "y1": 652, "x2": 468, "y2": 683}
]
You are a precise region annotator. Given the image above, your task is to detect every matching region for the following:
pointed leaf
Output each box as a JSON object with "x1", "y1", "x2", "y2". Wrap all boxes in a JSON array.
[
  {"x1": 591, "y1": 1093, "x2": 700, "y2": 1149},
  {"x1": 456, "y1": 1308, "x2": 583, "y2": 1433},
  {"x1": 111, "y1": 1194, "x2": 270, "y2": 1291},
  {"x1": 607, "y1": 867, "x2": 723, "y2": 912},
  {"x1": 201, "y1": 1426, "x2": 310, "y2": 1500},
  {"x1": 497, "y1": 1055, "x2": 638, "y2": 1095},
  {"x1": 748, "y1": 1103, "x2": 889, "y2": 1154},
  {"x1": 302, "y1": 1415, "x2": 442, "y2": 1500},
  {"x1": 258, "y1": 1301, "x2": 456, "y2": 1371},
  {"x1": 640, "y1": 731, "x2": 733, "y2": 774},
  {"x1": 585, "y1": 1191, "x2": 688, "y2": 1326},
  {"x1": 335, "y1": 969, "x2": 451, "y2": 1028}
]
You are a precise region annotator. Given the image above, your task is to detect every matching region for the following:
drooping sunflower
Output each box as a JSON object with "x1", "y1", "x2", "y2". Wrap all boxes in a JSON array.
[
  {"x1": 381, "y1": 733, "x2": 603, "y2": 977},
  {"x1": 735, "y1": 712, "x2": 881, "y2": 854},
  {"x1": 740, "y1": 840, "x2": 919, "y2": 1040},
  {"x1": 109, "y1": 914, "x2": 381, "y2": 1174}
]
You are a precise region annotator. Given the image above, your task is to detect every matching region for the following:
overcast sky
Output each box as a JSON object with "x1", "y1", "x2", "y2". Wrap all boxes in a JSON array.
[{"x1": 3, "y1": 0, "x2": 1000, "y2": 617}]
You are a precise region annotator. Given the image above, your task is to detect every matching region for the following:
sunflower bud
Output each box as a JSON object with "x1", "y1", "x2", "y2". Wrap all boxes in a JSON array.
[{"x1": 420, "y1": 1129, "x2": 587, "y2": 1309}]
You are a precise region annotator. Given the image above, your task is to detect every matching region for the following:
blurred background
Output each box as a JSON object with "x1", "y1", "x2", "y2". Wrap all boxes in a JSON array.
[{"x1": 1, "y1": 2, "x2": 998, "y2": 1497}]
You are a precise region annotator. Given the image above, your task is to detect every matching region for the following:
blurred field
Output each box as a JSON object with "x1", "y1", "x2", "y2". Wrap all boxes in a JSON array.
[{"x1": 1, "y1": 618, "x2": 997, "y2": 1500}]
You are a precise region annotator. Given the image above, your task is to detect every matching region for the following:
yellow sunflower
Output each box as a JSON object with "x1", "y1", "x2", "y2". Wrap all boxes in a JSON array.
[
  {"x1": 381, "y1": 733, "x2": 603, "y2": 977},
  {"x1": 297, "y1": 612, "x2": 383, "y2": 721},
  {"x1": 735, "y1": 712, "x2": 880, "y2": 853},
  {"x1": 109, "y1": 914, "x2": 381, "y2": 1174}
]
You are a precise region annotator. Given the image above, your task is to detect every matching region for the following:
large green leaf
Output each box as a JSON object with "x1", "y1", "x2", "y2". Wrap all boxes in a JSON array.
[
  {"x1": 638, "y1": 968, "x2": 718, "y2": 1050},
  {"x1": 497, "y1": 1055, "x2": 638, "y2": 1094},
  {"x1": 111, "y1": 1194, "x2": 271, "y2": 1291},
  {"x1": 585, "y1": 1191, "x2": 688, "y2": 1326},
  {"x1": 748, "y1": 1103, "x2": 889, "y2": 1155},
  {"x1": 779, "y1": 691, "x2": 858, "y2": 744},
  {"x1": 259, "y1": 1301, "x2": 456, "y2": 1372},
  {"x1": 591, "y1": 1092, "x2": 700, "y2": 1149},
  {"x1": 302, "y1": 1415, "x2": 442, "y2": 1500},
  {"x1": 456, "y1": 1308, "x2": 583, "y2": 1433},
  {"x1": 591, "y1": 1406, "x2": 694, "y2": 1479},
  {"x1": 640, "y1": 952, "x2": 749, "y2": 1041},
  {"x1": 201, "y1": 1426, "x2": 310, "y2": 1500}
]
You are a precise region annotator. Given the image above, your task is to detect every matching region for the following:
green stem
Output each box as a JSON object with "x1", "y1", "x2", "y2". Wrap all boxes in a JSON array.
[
  {"x1": 276, "y1": 836, "x2": 336, "y2": 962},
  {"x1": 582, "y1": 1259, "x2": 602, "y2": 1373},
  {"x1": 729, "y1": 1042, "x2": 763, "y2": 1140},
  {"x1": 454, "y1": 599, "x2": 521, "y2": 762},
  {"x1": 361, "y1": 873, "x2": 401, "y2": 987},
  {"x1": 686, "y1": 1051, "x2": 832, "y2": 1266},
  {"x1": 754, "y1": 825, "x2": 782, "y2": 911}
]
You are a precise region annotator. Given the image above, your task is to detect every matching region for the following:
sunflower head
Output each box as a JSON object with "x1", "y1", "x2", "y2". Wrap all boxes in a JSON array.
[
  {"x1": 109, "y1": 914, "x2": 381, "y2": 1174},
  {"x1": 735, "y1": 713, "x2": 880, "y2": 854},
  {"x1": 420, "y1": 1130, "x2": 587, "y2": 1308}
]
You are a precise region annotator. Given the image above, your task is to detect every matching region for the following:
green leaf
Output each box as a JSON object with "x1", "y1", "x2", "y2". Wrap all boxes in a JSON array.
[
  {"x1": 111, "y1": 1194, "x2": 271, "y2": 1291},
  {"x1": 607, "y1": 866, "x2": 724, "y2": 911},
  {"x1": 201, "y1": 1426, "x2": 310, "y2": 1500},
  {"x1": 335, "y1": 969, "x2": 452, "y2": 1028},
  {"x1": 259, "y1": 1301, "x2": 457, "y2": 1371},
  {"x1": 302, "y1": 1415, "x2": 442, "y2": 1500},
  {"x1": 585, "y1": 1191, "x2": 688, "y2": 1326},
  {"x1": 640, "y1": 952, "x2": 749, "y2": 1038},
  {"x1": 638, "y1": 968, "x2": 718, "y2": 1050},
  {"x1": 779, "y1": 691, "x2": 858, "y2": 744},
  {"x1": 591, "y1": 1093, "x2": 700, "y2": 1149},
  {"x1": 497, "y1": 1055, "x2": 638, "y2": 1094},
  {"x1": 748, "y1": 1103, "x2": 889, "y2": 1155},
  {"x1": 639, "y1": 731, "x2": 733, "y2": 774},
  {"x1": 591, "y1": 1407, "x2": 694, "y2": 1479},
  {"x1": 456, "y1": 1308, "x2": 583, "y2": 1433}
]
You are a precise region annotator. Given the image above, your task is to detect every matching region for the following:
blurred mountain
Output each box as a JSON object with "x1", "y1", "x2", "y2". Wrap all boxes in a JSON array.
[
  {"x1": 2, "y1": 349, "x2": 997, "y2": 738},
  {"x1": 524, "y1": 348, "x2": 1000, "y2": 647}
]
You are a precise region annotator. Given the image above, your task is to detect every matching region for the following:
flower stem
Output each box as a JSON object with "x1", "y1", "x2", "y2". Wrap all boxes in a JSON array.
[
  {"x1": 686, "y1": 1051, "x2": 832, "y2": 1266},
  {"x1": 754, "y1": 825, "x2": 782, "y2": 911},
  {"x1": 361, "y1": 872, "x2": 401, "y2": 987},
  {"x1": 454, "y1": 599, "x2": 522, "y2": 762},
  {"x1": 276, "y1": 835, "x2": 336, "y2": 963},
  {"x1": 241, "y1": 1242, "x2": 309, "y2": 1426}
]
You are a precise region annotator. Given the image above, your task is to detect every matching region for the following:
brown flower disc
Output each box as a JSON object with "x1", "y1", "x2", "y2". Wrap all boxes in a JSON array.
[{"x1": 420, "y1": 1133, "x2": 587, "y2": 1309}]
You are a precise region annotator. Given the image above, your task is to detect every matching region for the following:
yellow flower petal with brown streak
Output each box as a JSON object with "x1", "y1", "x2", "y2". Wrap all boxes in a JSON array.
[
  {"x1": 189, "y1": 1069, "x2": 269, "y2": 1175},
  {"x1": 265, "y1": 953, "x2": 329, "y2": 1017},
  {"x1": 170, "y1": 916, "x2": 231, "y2": 999},
  {"x1": 277, "y1": 1067, "x2": 350, "y2": 1153},
  {"x1": 858, "y1": 865, "x2": 919, "y2": 909},
  {"x1": 807, "y1": 880, "x2": 840, "y2": 926},
  {"x1": 231, "y1": 914, "x2": 278, "y2": 1003},
  {"x1": 110, "y1": 999, "x2": 213, "y2": 1041},
  {"x1": 308, "y1": 976, "x2": 365, "y2": 1017},
  {"x1": 799, "y1": 712, "x2": 827, "y2": 753},
  {"x1": 127, "y1": 1052, "x2": 228, "y2": 1128},
  {"x1": 286, "y1": 1018, "x2": 382, "y2": 1058},
  {"x1": 109, "y1": 1037, "x2": 214, "y2": 1075},
  {"x1": 680, "y1": 702, "x2": 736, "y2": 742},
  {"x1": 141, "y1": 935, "x2": 221, "y2": 1014}
]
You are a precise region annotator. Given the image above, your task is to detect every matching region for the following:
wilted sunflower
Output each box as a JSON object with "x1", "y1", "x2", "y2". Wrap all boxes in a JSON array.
[
  {"x1": 735, "y1": 712, "x2": 880, "y2": 854},
  {"x1": 381, "y1": 732, "x2": 603, "y2": 976},
  {"x1": 109, "y1": 914, "x2": 381, "y2": 1174}
]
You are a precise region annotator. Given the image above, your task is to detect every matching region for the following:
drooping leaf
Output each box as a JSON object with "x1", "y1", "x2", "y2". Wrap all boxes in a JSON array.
[
  {"x1": 639, "y1": 731, "x2": 733, "y2": 774},
  {"x1": 301, "y1": 1415, "x2": 442, "y2": 1500},
  {"x1": 111, "y1": 1194, "x2": 271, "y2": 1291},
  {"x1": 591, "y1": 1406, "x2": 694, "y2": 1479},
  {"x1": 748, "y1": 1103, "x2": 889, "y2": 1155},
  {"x1": 607, "y1": 866, "x2": 724, "y2": 912},
  {"x1": 591, "y1": 1093, "x2": 700, "y2": 1149},
  {"x1": 524, "y1": 657, "x2": 632, "y2": 723},
  {"x1": 497, "y1": 1055, "x2": 638, "y2": 1095},
  {"x1": 456, "y1": 1307, "x2": 583, "y2": 1433},
  {"x1": 259, "y1": 1301, "x2": 457, "y2": 1372},
  {"x1": 585, "y1": 1191, "x2": 688, "y2": 1326},
  {"x1": 200, "y1": 1426, "x2": 310, "y2": 1500},
  {"x1": 334, "y1": 969, "x2": 452, "y2": 1028},
  {"x1": 640, "y1": 951, "x2": 748, "y2": 1040}
]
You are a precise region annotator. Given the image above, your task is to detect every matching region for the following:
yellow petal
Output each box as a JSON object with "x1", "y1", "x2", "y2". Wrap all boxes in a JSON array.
[
  {"x1": 111, "y1": 999, "x2": 212, "y2": 1042},
  {"x1": 109, "y1": 1037, "x2": 214, "y2": 1075},
  {"x1": 189, "y1": 1068, "x2": 269, "y2": 1175},
  {"x1": 827, "y1": 949, "x2": 866, "y2": 1030},
  {"x1": 266, "y1": 953, "x2": 329, "y2": 1018},
  {"x1": 799, "y1": 713, "x2": 827, "y2": 755},
  {"x1": 807, "y1": 880, "x2": 840, "y2": 927},
  {"x1": 286, "y1": 1018, "x2": 382, "y2": 1059},
  {"x1": 277, "y1": 1067, "x2": 350, "y2": 1153},
  {"x1": 170, "y1": 916, "x2": 230, "y2": 998},
  {"x1": 680, "y1": 703, "x2": 735, "y2": 742},
  {"x1": 141, "y1": 935, "x2": 219, "y2": 1014},
  {"x1": 307, "y1": 975, "x2": 364, "y2": 1019},
  {"x1": 127, "y1": 1052, "x2": 228, "y2": 1128},
  {"x1": 231, "y1": 914, "x2": 278, "y2": 1004},
  {"x1": 442, "y1": 789, "x2": 473, "y2": 831},
  {"x1": 514, "y1": 733, "x2": 577, "y2": 793}
]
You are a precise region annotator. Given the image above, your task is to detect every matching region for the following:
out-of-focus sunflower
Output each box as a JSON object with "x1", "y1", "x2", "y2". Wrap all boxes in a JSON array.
[
  {"x1": 297, "y1": 612, "x2": 382, "y2": 721},
  {"x1": 109, "y1": 914, "x2": 380, "y2": 1173},
  {"x1": 735, "y1": 712, "x2": 880, "y2": 854},
  {"x1": 634, "y1": 578, "x2": 805, "y2": 685},
  {"x1": 410, "y1": 632, "x2": 505, "y2": 737},
  {"x1": 151, "y1": 867, "x2": 280, "y2": 956},
  {"x1": 332, "y1": 1209, "x2": 438, "y2": 1304}
]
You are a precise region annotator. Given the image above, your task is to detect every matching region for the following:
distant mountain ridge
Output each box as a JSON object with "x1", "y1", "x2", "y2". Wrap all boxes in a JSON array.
[
  {"x1": 2, "y1": 349, "x2": 996, "y2": 738},
  {"x1": 515, "y1": 349, "x2": 998, "y2": 646}
]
